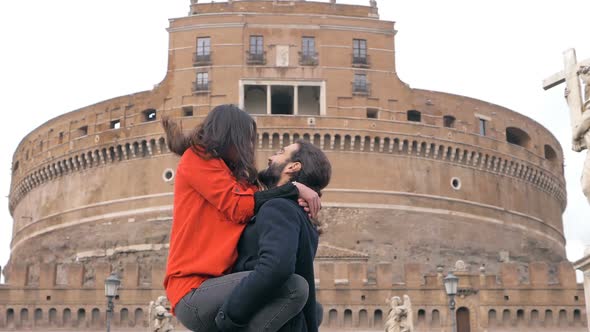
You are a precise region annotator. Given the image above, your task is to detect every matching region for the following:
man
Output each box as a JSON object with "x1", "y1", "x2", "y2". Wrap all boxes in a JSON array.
[{"x1": 215, "y1": 140, "x2": 332, "y2": 332}]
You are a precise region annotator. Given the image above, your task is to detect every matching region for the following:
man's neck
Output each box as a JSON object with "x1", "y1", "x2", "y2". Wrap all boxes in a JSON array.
[{"x1": 276, "y1": 175, "x2": 291, "y2": 187}]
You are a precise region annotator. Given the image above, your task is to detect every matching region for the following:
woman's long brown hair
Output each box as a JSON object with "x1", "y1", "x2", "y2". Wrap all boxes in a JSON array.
[{"x1": 162, "y1": 104, "x2": 258, "y2": 184}]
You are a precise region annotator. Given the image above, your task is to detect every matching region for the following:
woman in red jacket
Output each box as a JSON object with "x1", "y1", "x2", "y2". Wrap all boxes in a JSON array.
[{"x1": 162, "y1": 104, "x2": 319, "y2": 332}]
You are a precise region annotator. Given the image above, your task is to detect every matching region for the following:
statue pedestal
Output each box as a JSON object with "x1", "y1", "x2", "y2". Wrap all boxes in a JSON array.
[{"x1": 573, "y1": 247, "x2": 590, "y2": 330}]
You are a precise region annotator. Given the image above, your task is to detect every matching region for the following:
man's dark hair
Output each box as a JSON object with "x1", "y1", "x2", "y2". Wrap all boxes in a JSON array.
[
  {"x1": 289, "y1": 140, "x2": 332, "y2": 195},
  {"x1": 162, "y1": 104, "x2": 258, "y2": 184}
]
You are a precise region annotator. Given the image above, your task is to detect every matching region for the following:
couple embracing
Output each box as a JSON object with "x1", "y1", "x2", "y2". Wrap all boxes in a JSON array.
[{"x1": 163, "y1": 104, "x2": 332, "y2": 332}]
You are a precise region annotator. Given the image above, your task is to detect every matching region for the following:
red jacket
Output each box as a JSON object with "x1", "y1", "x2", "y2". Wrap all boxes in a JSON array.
[{"x1": 164, "y1": 148, "x2": 257, "y2": 312}]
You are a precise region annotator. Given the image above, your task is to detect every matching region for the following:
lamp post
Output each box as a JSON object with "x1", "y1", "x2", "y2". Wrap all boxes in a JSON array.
[
  {"x1": 444, "y1": 272, "x2": 459, "y2": 332},
  {"x1": 104, "y1": 272, "x2": 121, "y2": 332}
]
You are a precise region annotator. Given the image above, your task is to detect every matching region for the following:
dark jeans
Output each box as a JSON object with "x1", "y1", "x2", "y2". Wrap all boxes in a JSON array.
[{"x1": 175, "y1": 271, "x2": 308, "y2": 332}]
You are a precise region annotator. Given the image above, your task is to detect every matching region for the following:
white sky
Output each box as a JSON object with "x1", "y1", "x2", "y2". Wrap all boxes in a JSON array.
[{"x1": 1, "y1": 0, "x2": 589, "y2": 283}]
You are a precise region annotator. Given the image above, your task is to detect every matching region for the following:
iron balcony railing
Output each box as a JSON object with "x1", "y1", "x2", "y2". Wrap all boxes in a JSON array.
[
  {"x1": 246, "y1": 51, "x2": 266, "y2": 65},
  {"x1": 352, "y1": 81, "x2": 371, "y2": 96},
  {"x1": 192, "y1": 80, "x2": 211, "y2": 94},
  {"x1": 299, "y1": 51, "x2": 319, "y2": 66},
  {"x1": 193, "y1": 52, "x2": 212, "y2": 66},
  {"x1": 352, "y1": 54, "x2": 371, "y2": 68}
]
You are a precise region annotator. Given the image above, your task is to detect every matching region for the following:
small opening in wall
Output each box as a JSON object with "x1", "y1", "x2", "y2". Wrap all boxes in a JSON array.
[
  {"x1": 182, "y1": 106, "x2": 194, "y2": 117},
  {"x1": 46, "y1": 296, "x2": 51, "y2": 301},
  {"x1": 78, "y1": 126, "x2": 88, "y2": 137},
  {"x1": 407, "y1": 110, "x2": 421, "y2": 122},
  {"x1": 163, "y1": 169, "x2": 175, "y2": 182},
  {"x1": 504, "y1": 295, "x2": 509, "y2": 301},
  {"x1": 575, "y1": 295, "x2": 579, "y2": 301},
  {"x1": 110, "y1": 120, "x2": 121, "y2": 129},
  {"x1": 443, "y1": 115, "x2": 456, "y2": 128},
  {"x1": 451, "y1": 177, "x2": 461, "y2": 190},
  {"x1": 142, "y1": 109, "x2": 157, "y2": 122},
  {"x1": 58, "y1": 132, "x2": 64, "y2": 144},
  {"x1": 394, "y1": 256, "x2": 397, "y2": 260},
  {"x1": 361, "y1": 295, "x2": 366, "y2": 301},
  {"x1": 366, "y1": 108, "x2": 378, "y2": 119}
]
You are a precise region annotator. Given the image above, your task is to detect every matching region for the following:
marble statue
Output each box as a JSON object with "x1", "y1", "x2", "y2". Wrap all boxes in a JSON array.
[
  {"x1": 385, "y1": 295, "x2": 413, "y2": 332},
  {"x1": 149, "y1": 296, "x2": 174, "y2": 332}
]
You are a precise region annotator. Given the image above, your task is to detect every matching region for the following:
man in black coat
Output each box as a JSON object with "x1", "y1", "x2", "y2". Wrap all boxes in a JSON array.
[{"x1": 215, "y1": 140, "x2": 332, "y2": 332}]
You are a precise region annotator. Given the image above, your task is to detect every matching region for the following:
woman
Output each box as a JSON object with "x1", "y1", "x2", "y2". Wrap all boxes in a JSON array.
[{"x1": 163, "y1": 104, "x2": 319, "y2": 331}]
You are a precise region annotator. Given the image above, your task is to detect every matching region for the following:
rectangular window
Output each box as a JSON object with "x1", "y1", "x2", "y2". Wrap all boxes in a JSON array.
[
  {"x1": 366, "y1": 108, "x2": 378, "y2": 119},
  {"x1": 195, "y1": 72, "x2": 209, "y2": 91},
  {"x1": 197, "y1": 37, "x2": 211, "y2": 56},
  {"x1": 110, "y1": 120, "x2": 121, "y2": 129},
  {"x1": 353, "y1": 39, "x2": 367, "y2": 60},
  {"x1": 78, "y1": 125, "x2": 88, "y2": 137},
  {"x1": 479, "y1": 118, "x2": 487, "y2": 136},
  {"x1": 250, "y1": 36, "x2": 264, "y2": 55},
  {"x1": 353, "y1": 73, "x2": 368, "y2": 93},
  {"x1": 302, "y1": 37, "x2": 315, "y2": 57},
  {"x1": 182, "y1": 106, "x2": 194, "y2": 117},
  {"x1": 58, "y1": 132, "x2": 64, "y2": 144}
]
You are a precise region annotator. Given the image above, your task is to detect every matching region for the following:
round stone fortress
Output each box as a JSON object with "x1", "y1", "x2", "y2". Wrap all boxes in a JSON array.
[{"x1": 7, "y1": 0, "x2": 566, "y2": 286}]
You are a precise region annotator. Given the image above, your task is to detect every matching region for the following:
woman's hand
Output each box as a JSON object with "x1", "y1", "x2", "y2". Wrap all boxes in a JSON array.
[
  {"x1": 293, "y1": 181, "x2": 321, "y2": 218},
  {"x1": 298, "y1": 198, "x2": 313, "y2": 219}
]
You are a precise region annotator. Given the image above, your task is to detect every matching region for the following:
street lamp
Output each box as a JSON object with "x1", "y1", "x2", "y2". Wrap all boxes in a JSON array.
[
  {"x1": 443, "y1": 272, "x2": 459, "y2": 332},
  {"x1": 105, "y1": 272, "x2": 121, "y2": 332}
]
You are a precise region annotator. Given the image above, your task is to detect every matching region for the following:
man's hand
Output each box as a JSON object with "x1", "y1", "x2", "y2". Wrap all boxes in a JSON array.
[{"x1": 293, "y1": 182, "x2": 321, "y2": 218}]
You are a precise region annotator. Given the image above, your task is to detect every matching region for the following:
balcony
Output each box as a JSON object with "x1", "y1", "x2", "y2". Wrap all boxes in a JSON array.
[
  {"x1": 247, "y1": 51, "x2": 266, "y2": 65},
  {"x1": 352, "y1": 54, "x2": 371, "y2": 68},
  {"x1": 193, "y1": 52, "x2": 212, "y2": 66},
  {"x1": 352, "y1": 82, "x2": 371, "y2": 96},
  {"x1": 299, "y1": 52, "x2": 319, "y2": 66},
  {"x1": 192, "y1": 81, "x2": 211, "y2": 94}
]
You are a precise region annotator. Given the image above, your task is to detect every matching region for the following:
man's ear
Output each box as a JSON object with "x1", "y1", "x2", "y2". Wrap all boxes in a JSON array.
[{"x1": 285, "y1": 161, "x2": 302, "y2": 174}]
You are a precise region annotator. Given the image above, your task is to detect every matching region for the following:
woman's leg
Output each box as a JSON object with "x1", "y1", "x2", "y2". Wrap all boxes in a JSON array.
[
  {"x1": 241, "y1": 274, "x2": 309, "y2": 332},
  {"x1": 175, "y1": 271, "x2": 252, "y2": 332}
]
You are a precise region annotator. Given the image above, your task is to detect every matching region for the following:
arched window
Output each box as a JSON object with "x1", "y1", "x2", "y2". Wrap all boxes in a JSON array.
[
  {"x1": 407, "y1": 110, "x2": 421, "y2": 122},
  {"x1": 417, "y1": 309, "x2": 426, "y2": 325},
  {"x1": 6, "y1": 309, "x2": 15, "y2": 328},
  {"x1": 506, "y1": 127, "x2": 531, "y2": 148},
  {"x1": 328, "y1": 309, "x2": 338, "y2": 328},
  {"x1": 427, "y1": 309, "x2": 439, "y2": 327},
  {"x1": 120, "y1": 308, "x2": 129, "y2": 327},
  {"x1": 343, "y1": 309, "x2": 352, "y2": 328},
  {"x1": 516, "y1": 309, "x2": 525, "y2": 325},
  {"x1": 558, "y1": 309, "x2": 567, "y2": 326},
  {"x1": 77, "y1": 309, "x2": 86, "y2": 327},
  {"x1": 502, "y1": 309, "x2": 511, "y2": 325},
  {"x1": 34, "y1": 308, "x2": 43, "y2": 325},
  {"x1": 374, "y1": 309, "x2": 383, "y2": 328},
  {"x1": 135, "y1": 308, "x2": 145, "y2": 328},
  {"x1": 544, "y1": 144, "x2": 557, "y2": 160},
  {"x1": 49, "y1": 308, "x2": 57, "y2": 326},
  {"x1": 488, "y1": 309, "x2": 497, "y2": 327},
  {"x1": 91, "y1": 308, "x2": 100, "y2": 327},
  {"x1": 531, "y1": 309, "x2": 540, "y2": 326},
  {"x1": 545, "y1": 309, "x2": 553, "y2": 326},
  {"x1": 443, "y1": 115, "x2": 456, "y2": 128},
  {"x1": 359, "y1": 309, "x2": 368, "y2": 328},
  {"x1": 62, "y1": 308, "x2": 72, "y2": 326},
  {"x1": 574, "y1": 309, "x2": 582, "y2": 324},
  {"x1": 20, "y1": 308, "x2": 29, "y2": 325}
]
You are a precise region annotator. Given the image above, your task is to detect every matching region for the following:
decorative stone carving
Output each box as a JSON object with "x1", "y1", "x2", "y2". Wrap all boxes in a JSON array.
[
  {"x1": 385, "y1": 295, "x2": 413, "y2": 332},
  {"x1": 544, "y1": 49, "x2": 590, "y2": 204},
  {"x1": 149, "y1": 296, "x2": 174, "y2": 332},
  {"x1": 574, "y1": 66, "x2": 590, "y2": 201}
]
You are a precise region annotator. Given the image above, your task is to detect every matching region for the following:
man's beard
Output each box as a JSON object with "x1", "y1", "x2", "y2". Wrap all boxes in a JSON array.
[{"x1": 258, "y1": 161, "x2": 287, "y2": 189}]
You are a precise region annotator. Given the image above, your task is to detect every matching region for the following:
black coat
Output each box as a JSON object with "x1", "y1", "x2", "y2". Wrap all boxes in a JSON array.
[{"x1": 217, "y1": 198, "x2": 319, "y2": 332}]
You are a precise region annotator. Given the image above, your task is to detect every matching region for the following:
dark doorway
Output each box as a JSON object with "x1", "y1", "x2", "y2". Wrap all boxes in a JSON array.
[
  {"x1": 457, "y1": 307, "x2": 470, "y2": 332},
  {"x1": 271, "y1": 86, "x2": 293, "y2": 114}
]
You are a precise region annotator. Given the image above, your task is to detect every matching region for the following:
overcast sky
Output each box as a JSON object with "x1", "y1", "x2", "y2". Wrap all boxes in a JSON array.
[{"x1": 1, "y1": 0, "x2": 589, "y2": 282}]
